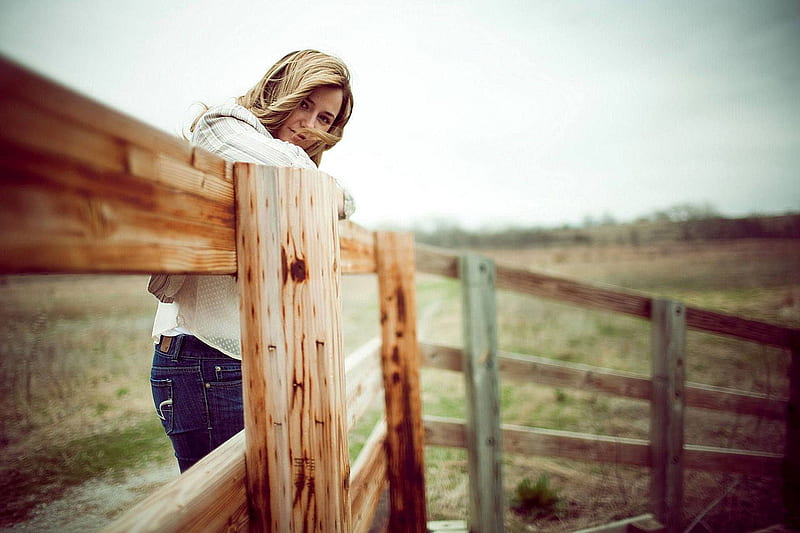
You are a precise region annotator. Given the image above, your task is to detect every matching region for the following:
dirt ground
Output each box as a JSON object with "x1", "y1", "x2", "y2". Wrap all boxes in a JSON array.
[{"x1": 2, "y1": 462, "x2": 178, "y2": 532}]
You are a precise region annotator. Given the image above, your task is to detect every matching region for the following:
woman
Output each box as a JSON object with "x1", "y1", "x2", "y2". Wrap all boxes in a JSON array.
[{"x1": 148, "y1": 49, "x2": 355, "y2": 472}]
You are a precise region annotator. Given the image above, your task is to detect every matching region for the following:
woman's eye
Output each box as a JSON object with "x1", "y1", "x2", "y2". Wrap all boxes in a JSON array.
[
  {"x1": 320, "y1": 116, "x2": 331, "y2": 125},
  {"x1": 299, "y1": 101, "x2": 309, "y2": 110}
]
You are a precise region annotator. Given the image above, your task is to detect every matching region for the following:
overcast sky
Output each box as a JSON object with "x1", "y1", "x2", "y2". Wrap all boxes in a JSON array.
[{"x1": 1, "y1": 0, "x2": 798, "y2": 229}]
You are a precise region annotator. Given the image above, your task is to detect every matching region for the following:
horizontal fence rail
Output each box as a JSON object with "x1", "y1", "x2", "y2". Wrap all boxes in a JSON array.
[
  {"x1": 416, "y1": 244, "x2": 800, "y2": 348},
  {"x1": 419, "y1": 343, "x2": 787, "y2": 419},
  {"x1": 422, "y1": 416, "x2": 783, "y2": 477},
  {"x1": 0, "y1": 57, "x2": 376, "y2": 276}
]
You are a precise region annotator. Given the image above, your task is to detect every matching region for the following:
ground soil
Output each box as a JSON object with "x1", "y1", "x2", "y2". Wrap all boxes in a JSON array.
[{"x1": 2, "y1": 462, "x2": 178, "y2": 532}]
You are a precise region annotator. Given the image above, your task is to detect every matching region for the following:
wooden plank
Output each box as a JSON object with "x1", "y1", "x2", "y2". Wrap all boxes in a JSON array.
[
  {"x1": 495, "y1": 262, "x2": 653, "y2": 319},
  {"x1": 351, "y1": 420, "x2": 389, "y2": 533},
  {"x1": 105, "y1": 430, "x2": 248, "y2": 532},
  {"x1": 0, "y1": 127, "x2": 371, "y2": 275},
  {"x1": 376, "y1": 231, "x2": 428, "y2": 533},
  {"x1": 415, "y1": 243, "x2": 459, "y2": 279},
  {"x1": 0, "y1": 94, "x2": 233, "y2": 204},
  {"x1": 236, "y1": 164, "x2": 350, "y2": 532},
  {"x1": 423, "y1": 416, "x2": 782, "y2": 476},
  {"x1": 414, "y1": 245, "x2": 799, "y2": 349},
  {"x1": 340, "y1": 220, "x2": 377, "y2": 274},
  {"x1": 785, "y1": 342, "x2": 800, "y2": 529},
  {"x1": 345, "y1": 343, "x2": 384, "y2": 431},
  {"x1": 683, "y1": 443, "x2": 782, "y2": 477},
  {"x1": 424, "y1": 415, "x2": 650, "y2": 468},
  {"x1": 459, "y1": 254, "x2": 504, "y2": 533},
  {"x1": 0, "y1": 83, "x2": 237, "y2": 274},
  {"x1": 683, "y1": 379, "x2": 785, "y2": 420},
  {"x1": 685, "y1": 306, "x2": 797, "y2": 349},
  {"x1": 0, "y1": 143, "x2": 236, "y2": 274},
  {"x1": 0, "y1": 56, "x2": 192, "y2": 164},
  {"x1": 191, "y1": 145, "x2": 232, "y2": 181},
  {"x1": 650, "y1": 300, "x2": 686, "y2": 533},
  {"x1": 419, "y1": 343, "x2": 786, "y2": 419}
]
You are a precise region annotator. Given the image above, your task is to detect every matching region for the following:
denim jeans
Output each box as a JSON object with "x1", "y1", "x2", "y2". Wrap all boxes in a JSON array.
[{"x1": 150, "y1": 334, "x2": 243, "y2": 472}]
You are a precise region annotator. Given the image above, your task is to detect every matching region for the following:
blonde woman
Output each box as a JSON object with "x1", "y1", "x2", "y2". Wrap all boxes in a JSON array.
[{"x1": 148, "y1": 50, "x2": 355, "y2": 472}]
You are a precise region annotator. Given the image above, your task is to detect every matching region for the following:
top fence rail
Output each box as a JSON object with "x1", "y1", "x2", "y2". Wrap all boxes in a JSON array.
[{"x1": 1, "y1": 54, "x2": 797, "y2": 347}]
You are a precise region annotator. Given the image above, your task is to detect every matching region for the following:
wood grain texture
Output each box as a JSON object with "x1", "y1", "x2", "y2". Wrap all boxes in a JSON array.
[
  {"x1": 0, "y1": 60, "x2": 238, "y2": 274},
  {"x1": 419, "y1": 343, "x2": 786, "y2": 419},
  {"x1": 0, "y1": 57, "x2": 191, "y2": 163},
  {"x1": 339, "y1": 220, "x2": 377, "y2": 274},
  {"x1": 0, "y1": 57, "x2": 355, "y2": 277},
  {"x1": 376, "y1": 231, "x2": 428, "y2": 533},
  {"x1": 236, "y1": 165, "x2": 350, "y2": 532}
]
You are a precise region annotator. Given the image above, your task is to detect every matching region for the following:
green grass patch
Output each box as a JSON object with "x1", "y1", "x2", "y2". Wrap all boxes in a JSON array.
[
  {"x1": 0, "y1": 416, "x2": 171, "y2": 526},
  {"x1": 511, "y1": 474, "x2": 565, "y2": 519}
]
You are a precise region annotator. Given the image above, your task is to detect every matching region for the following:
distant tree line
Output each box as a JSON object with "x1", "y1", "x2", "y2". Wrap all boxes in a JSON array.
[
  {"x1": 407, "y1": 205, "x2": 800, "y2": 248},
  {"x1": 678, "y1": 214, "x2": 800, "y2": 241},
  {"x1": 411, "y1": 224, "x2": 593, "y2": 248}
]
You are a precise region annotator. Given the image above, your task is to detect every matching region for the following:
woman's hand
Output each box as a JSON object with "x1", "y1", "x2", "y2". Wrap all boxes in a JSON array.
[{"x1": 336, "y1": 185, "x2": 356, "y2": 220}]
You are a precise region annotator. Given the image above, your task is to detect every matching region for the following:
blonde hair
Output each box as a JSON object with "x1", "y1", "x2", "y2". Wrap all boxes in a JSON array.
[{"x1": 236, "y1": 49, "x2": 353, "y2": 166}]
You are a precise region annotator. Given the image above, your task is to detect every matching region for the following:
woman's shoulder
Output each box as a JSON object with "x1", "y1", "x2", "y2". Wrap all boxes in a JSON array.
[
  {"x1": 196, "y1": 103, "x2": 273, "y2": 137},
  {"x1": 191, "y1": 103, "x2": 316, "y2": 169}
]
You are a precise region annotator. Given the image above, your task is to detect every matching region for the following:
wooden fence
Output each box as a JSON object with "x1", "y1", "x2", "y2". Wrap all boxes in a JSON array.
[
  {"x1": 2, "y1": 55, "x2": 799, "y2": 532},
  {"x1": 414, "y1": 247, "x2": 797, "y2": 532}
]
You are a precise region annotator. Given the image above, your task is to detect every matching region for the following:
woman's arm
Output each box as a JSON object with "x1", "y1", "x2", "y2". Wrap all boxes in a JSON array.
[
  {"x1": 191, "y1": 104, "x2": 317, "y2": 168},
  {"x1": 193, "y1": 104, "x2": 354, "y2": 219}
]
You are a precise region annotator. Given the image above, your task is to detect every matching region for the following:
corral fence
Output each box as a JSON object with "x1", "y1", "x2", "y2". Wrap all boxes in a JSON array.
[{"x1": 1, "y1": 56, "x2": 798, "y2": 533}]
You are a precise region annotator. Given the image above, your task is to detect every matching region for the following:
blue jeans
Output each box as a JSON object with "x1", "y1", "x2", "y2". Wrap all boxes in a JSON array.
[{"x1": 150, "y1": 334, "x2": 243, "y2": 472}]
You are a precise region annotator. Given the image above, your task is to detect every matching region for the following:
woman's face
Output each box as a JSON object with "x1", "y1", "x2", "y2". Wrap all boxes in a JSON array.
[{"x1": 276, "y1": 86, "x2": 344, "y2": 150}]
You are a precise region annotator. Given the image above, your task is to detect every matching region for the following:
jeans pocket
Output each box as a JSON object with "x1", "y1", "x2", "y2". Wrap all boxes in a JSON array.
[
  {"x1": 150, "y1": 378, "x2": 175, "y2": 435},
  {"x1": 213, "y1": 364, "x2": 242, "y2": 382}
]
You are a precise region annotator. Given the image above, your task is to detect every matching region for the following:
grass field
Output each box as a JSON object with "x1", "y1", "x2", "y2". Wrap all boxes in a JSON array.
[{"x1": 0, "y1": 238, "x2": 797, "y2": 531}]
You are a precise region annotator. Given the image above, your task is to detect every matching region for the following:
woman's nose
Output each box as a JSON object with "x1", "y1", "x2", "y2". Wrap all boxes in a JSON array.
[{"x1": 299, "y1": 112, "x2": 314, "y2": 128}]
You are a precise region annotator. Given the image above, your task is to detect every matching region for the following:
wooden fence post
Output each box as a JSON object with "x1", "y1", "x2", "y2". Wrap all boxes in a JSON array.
[
  {"x1": 784, "y1": 335, "x2": 800, "y2": 529},
  {"x1": 460, "y1": 254, "x2": 504, "y2": 533},
  {"x1": 650, "y1": 299, "x2": 686, "y2": 533},
  {"x1": 375, "y1": 231, "x2": 428, "y2": 533},
  {"x1": 235, "y1": 164, "x2": 350, "y2": 532}
]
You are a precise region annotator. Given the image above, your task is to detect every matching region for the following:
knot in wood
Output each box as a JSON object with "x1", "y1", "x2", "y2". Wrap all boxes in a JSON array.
[{"x1": 290, "y1": 258, "x2": 307, "y2": 282}]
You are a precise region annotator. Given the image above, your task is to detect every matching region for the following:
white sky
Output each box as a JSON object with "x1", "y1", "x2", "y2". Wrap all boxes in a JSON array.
[{"x1": 1, "y1": 0, "x2": 798, "y2": 229}]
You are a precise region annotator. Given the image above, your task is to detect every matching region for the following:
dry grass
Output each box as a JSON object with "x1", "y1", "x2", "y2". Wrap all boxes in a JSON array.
[
  {"x1": 418, "y1": 239, "x2": 797, "y2": 532},
  {"x1": 0, "y1": 238, "x2": 797, "y2": 531}
]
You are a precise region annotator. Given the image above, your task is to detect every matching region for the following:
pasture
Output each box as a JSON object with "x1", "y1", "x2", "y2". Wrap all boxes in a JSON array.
[{"x1": 0, "y1": 238, "x2": 797, "y2": 531}]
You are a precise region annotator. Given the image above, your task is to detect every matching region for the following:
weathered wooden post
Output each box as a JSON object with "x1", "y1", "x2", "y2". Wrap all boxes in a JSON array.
[
  {"x1": 460, "y1": 254, "x2": 504, "y2": 533},
  {"x1": 235, "y1": 165, "x2": 350, "y2": 532},
  {"x1": 784, "y1": 334, "x2": 800, "y2": 529},
  {"x1": 376, "y1": 231, "x2": 428, "y2": 533},
  {"x1": 650, "y1": 299, "x2": 686, "y2": 533}
]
